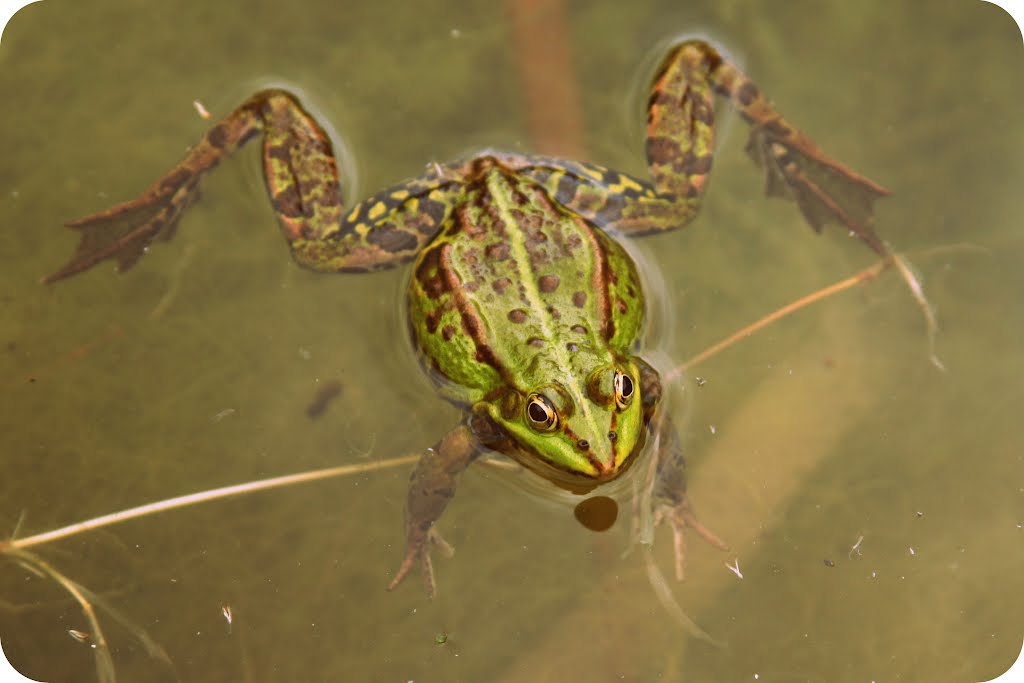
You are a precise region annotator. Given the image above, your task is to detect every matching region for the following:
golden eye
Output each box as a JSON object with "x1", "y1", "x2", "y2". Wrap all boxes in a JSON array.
[
  {"x1": 613, "y1": 371, "x2": 635, "y2": 410},
  {"x1": 525, "y1": 394, "x2": 558, "y2": 432}
]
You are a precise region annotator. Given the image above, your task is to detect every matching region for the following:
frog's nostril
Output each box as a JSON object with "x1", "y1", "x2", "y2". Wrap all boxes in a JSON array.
[
  {"x1": 608, "y1": 430, "x2": 617, "y2": 441},
  {"x1": 577, "y1": 439, "x2": 590, "y2": 450}
]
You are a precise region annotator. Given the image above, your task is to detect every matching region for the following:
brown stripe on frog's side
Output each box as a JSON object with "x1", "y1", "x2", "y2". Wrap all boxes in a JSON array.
[
  {"x1": 412, "y1": 244, "x2": 456, "y2": 336},
  {"x1": 573, "y1": 212, "x2": 613, "y2": 341},
  {"x1": 433, "y1": 242, "x2": 514, "y2": 385}
]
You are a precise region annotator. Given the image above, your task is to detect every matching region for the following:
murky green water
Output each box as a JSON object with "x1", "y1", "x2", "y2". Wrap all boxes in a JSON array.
[{"x1": 1, "y1": 1, "x2": 1021, "y2": 681}]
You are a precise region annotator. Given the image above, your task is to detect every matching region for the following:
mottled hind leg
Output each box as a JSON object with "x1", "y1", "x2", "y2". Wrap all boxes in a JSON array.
[
  {"x1": 47, "y1": 89, "x2": 459, "y2": 283},
  {"x1": 46, "y1": 91, "x2": 294, "y2": 282},
  {"x1": 641, "y1": 39, "x2": 890, "y2": 252},
  {"x1": 388, "y1": 424, "x2": 480, "y2": 598}
]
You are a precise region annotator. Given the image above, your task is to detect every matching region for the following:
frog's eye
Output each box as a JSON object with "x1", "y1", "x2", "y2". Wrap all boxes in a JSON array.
[
  {"x1": 525, "y1": 393, "x2": 559, "y2": 432},
  {"x1": 613, "y1": 371, "x2": 635, "y2": 410}
]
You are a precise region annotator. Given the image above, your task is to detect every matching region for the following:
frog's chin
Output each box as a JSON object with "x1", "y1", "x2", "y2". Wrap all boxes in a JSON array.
[{"x1": 503, "y1": 438, "x2": 645, "y2": 496}]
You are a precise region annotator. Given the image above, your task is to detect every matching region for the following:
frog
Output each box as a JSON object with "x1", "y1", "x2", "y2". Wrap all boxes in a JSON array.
[{"x1": 45, "y1": 40, "x2": 890, "y2": 597}]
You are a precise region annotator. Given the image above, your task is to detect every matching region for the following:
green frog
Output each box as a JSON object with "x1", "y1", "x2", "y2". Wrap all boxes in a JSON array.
[{"x1": 46, "y1": 40, "x2": 890, "y2": 597}]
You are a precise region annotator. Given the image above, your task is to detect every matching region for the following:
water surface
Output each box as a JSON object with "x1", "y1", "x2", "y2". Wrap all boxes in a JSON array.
[{"x1": 0, "y1": 1, "x2": 1021, "y2": 681}]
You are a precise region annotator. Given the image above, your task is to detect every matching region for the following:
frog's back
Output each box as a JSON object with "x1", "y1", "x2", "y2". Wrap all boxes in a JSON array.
[{"x1": 407, "y1": 161, "x2": 644, "y2": 405}]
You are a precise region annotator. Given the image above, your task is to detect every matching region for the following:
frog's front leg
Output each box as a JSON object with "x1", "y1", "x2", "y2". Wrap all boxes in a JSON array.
[
  {"x1": 639, "y1": 360, "x2": 728, "y2": 580},
  {"x1": 649, "y1": 413, "x2": 730, "y2": 580},
  {"x1": 388, "y1": 424, "x2": 480, "y2": 598},
  {"x1": 46, "y1": 89, "x2": 458, "y2": 283}
]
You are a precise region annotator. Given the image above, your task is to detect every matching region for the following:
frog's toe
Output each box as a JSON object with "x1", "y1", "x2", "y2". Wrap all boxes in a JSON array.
[
  {"x1": 654, "y1": 498, "x2": 728, "y2": 581},
  {"x1": 387, "y1": 527, "x2": 454, "y2": 598},
  {"x1": 45, "y1": 173, "x2": 201, "y2": 284}
]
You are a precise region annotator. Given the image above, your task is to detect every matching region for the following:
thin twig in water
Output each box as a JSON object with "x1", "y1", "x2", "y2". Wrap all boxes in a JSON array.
[
  {"x1": 5, "y1": 548, "x2": 116, "y2": 683},
  {"x1": 6, "y1": 454, "x2": 418, "y2": 551},
  {"x1": 665, "y1": 251, "x2": 944, "y2": 383},
  {"x1": 666, "y1": 258, "x2": 892, "y2": 382}
]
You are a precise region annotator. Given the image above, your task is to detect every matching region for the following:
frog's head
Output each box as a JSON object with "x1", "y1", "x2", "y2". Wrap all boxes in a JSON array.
[{"x1": 483, "y1": 359, "x2": 647, "y2": 493}]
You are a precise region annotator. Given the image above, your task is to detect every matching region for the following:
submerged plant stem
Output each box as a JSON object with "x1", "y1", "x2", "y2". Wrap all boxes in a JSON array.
[
  {"x1": 667, "y1": 257, "x2": 891, "y2": 382},
  {"x1": 666, "y1": 251, "x2": 941, "y2": 382},
  {"x1": 4, "y1": 455, "x2": 419, "y2": 552},
  {"x1": 6, "y1": 548, "x2": 116, "y2": 683}
]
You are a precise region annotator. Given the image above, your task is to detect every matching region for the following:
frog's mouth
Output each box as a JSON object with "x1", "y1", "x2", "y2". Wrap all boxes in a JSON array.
[{"x1": 503, "y1": 430, "x2": 647, "y2": 496}]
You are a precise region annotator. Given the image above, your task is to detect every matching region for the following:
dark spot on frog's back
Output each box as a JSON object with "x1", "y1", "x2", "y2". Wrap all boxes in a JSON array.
[
  {"x1": 368, "y1": 226, "x2": 419, "y2": 253},
  {"x1": 485, "y1": 242, "x2": 510, "y2": 261},
  {"x1": 492, "y1": 277, "x2": 512, "y2": 295},
  {"x1": 508, "y1": 309, "x2": 527, "y2": 324},
  {"x1": 538, "y1": 275, "x2": 560, "y2": 293},
  {"x1": 572, "y1": 291, "x2": 586, "y2": 308},
  {"x1": 441, "y1": 324, "x2": 456, "y2": 341},
  {"x1": 527, "y1": 230, "x2": 549, "y2": 246}
]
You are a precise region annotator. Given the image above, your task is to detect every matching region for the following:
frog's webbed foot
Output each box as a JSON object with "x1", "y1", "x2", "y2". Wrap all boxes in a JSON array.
[
  {"x1": 653, "y1": 496, "x2": 729, "y2": 581},
  {"x1": 387, "y1": 527, "x2": 455, "y2": 599},
  {"x1": 44, "y1": 169, "x2": 201, "y2": 284},
  {"x1": 42, "y1": 91, "x2": 283, "y2": 284},
  {"x1": 745, "y1": 125, "x2": 891, "y2": 255},
  {"x1": 637, "y1": 40, "x2": 892, "y2": 256},
  {"x1": 387, "y1": 424, "x2": 478, "y2": 598}
]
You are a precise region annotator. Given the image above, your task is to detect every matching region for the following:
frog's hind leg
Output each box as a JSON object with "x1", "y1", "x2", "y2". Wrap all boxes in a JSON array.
[
  {"x1": 46, "y1": 90, "x2": 458, "y2": 283},
  {"x1": 641, "y1": 39, "x2": 890, "y2": 254}
]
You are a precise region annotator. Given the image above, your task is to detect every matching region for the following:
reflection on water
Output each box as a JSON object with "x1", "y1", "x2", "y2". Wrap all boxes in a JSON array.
[{"x1": 0, "y1": 1, "x2": 1021, "y2": 682}]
